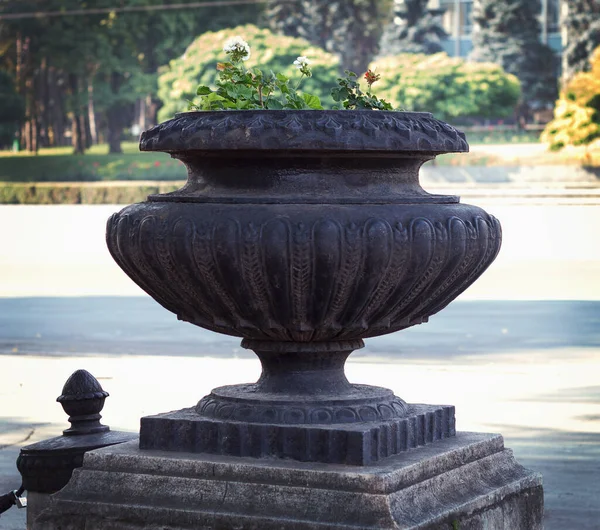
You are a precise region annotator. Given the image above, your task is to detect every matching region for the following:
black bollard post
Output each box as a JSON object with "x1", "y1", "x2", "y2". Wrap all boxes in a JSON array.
[{"x1": 17, "y1": 369, "x2": 137, "y2": 527}]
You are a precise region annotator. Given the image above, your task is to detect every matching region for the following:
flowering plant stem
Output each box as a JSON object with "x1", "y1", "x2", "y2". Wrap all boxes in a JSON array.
[
  {"x1": 189, "y1": 37, "x2": 323, "y2": 111},
  {"x1": 331, "y1": 70, "x2": 393, "y2": 111},
  {"x1": 187, "y1": 36, "x2": 395, "y2": 112}
]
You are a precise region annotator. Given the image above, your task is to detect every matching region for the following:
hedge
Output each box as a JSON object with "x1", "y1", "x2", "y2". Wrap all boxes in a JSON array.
[
  {"x1": 0, "y1": 182, "x2": 184, "y2": 204},
  {"x1": 371, "y1": 53, "x2": 521, "y2": 120}
]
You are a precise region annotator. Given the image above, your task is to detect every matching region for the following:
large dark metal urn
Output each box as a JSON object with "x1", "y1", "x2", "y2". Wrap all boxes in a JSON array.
[{"x1": 106, "y1": 110, "x2": 501, "y2": 465}]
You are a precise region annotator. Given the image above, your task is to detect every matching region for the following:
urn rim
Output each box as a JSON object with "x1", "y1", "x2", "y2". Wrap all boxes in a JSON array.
[{"x1": 139, "y1": 109, "x2": 469, "y2": 155}]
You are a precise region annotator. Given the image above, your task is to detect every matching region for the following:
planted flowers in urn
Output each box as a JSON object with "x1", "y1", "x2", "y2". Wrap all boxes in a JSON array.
[{"x1": 106, "y1": 36, "x2": 502, "y2": 465}]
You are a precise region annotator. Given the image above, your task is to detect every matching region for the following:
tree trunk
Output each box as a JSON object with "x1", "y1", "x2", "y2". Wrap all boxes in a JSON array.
[
  {"x1": 87, "y1": 79, "x2": 97, "y2": 145},
  {"x1": 69, "y1": 74, "x2": 85, "y2": 154},
  {"x1": 54, "y1": 71, "x2": 67, "y2": 146},
  {"x1": 107, "y1": 108, "x2": 123, "y2": 154},
  {"x1": 22, "y1": 120, "x2": 30, "y2": 152},
  {"x1": 80, "y1": 113, "x2": 89, "y2": 150},
  {"x1": 48, "y1": 67, "x2": 58, "y2": 146},
  {"x1": 41, "y1": 58, "x2": 51, "y2": 147},
  {"x1": 15, "y1": 32, "x2": 23, "y2": 150},
  {"x1": 29, "y1": 117, "x2": 38, "y2": 153},
  {"x1": 107, "y1": 72, "x2": 123, "y2": 154},
  {"x1": 21, "y1": 112, "x2": 38, "y2": 152},
  {"x1": 138, "y1": 97, "x2": 147, "y2": 132},
  {"x1": 18, "y1": 35, "x2": 38, "y2": 153},
  {"x1": 148, "y1": 94, "x2": 159, "y2": 127},
  {"x1": 340, "y1": 44, "x2": 370, "y2": 77},
  {"x1": 71, "y1": 114, "x2": 85, "y2": 154}
]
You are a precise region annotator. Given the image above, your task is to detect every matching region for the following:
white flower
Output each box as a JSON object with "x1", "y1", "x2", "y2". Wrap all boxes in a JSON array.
[
  {"x1": 293, "y1": 56, "x2": 311, "y2": 69},
  {"x1": 223, "y1": 36, "x2": 248, "y2": 53},
  {"x1": 223, "y1": 36, "x2": 251, "y2": 61}
]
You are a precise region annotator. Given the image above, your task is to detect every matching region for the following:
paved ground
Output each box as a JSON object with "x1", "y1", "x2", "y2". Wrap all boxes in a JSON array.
[
  {"x1": 0, "y1": 203, "x2": 599, "y2": 529},
  {"x1": 422, "y1": 162, "x2": 600, "y2": 187}
]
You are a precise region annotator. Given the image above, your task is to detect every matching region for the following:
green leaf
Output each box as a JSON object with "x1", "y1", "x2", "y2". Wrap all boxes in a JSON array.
[
  {"x1": 205, "y1": 92, "x2": 227, "y2": 103},
  {"x1": 276, "y1": 73, "x2": 289, "y2": 83},
  {"x1": 237, "y1": 86, "x2": 254, "y2": 99},
  {"x1": 224, "y1": 84, "x2": 240, "y2": 99},
  {"x1": 196, "y1": 85, "x2": 212, "y2": 96},
  {"x1": 221, "y1": 99, "x2": 238, "y2": 109},
  {"x1": 250, "y1": 68, "x2": 263, "y2": 81},
  {"x1": 266, "y1": 98, "x2": 283, "y2": 110},
  {"x1": 285, "y1": 92, "x2": 306, "y2": 108},
  {"x1": 302, "y1": 93, "x2": 323, "y2": 110},
  {"x1": 236, "y1": 99, "x2": 252, "y2": 109}
]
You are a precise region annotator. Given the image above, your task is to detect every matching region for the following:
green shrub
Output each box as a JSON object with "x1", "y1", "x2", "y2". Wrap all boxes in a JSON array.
[
  {"x1": 157, "y1": 24, "x2": 340, "y2": 121},
  {"x1": 542, "y1": 47, "x2": 600, "y2": 150},
  {"x1": 371, "y1": 53, "x2": 521, "y2": 120}
]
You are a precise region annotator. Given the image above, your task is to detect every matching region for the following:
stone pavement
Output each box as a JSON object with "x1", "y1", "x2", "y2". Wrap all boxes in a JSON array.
[
  {"x1": 422, "y1": 163, "x2": 600, "y2": 186},
  {"x1": 0, "y1": 299, "x2": 599, "y2": 529}
]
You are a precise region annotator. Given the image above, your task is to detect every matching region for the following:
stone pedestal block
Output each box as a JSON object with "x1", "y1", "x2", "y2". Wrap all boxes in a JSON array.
[{"x1": 32, "y1": 432, "x2": 542, "y2": 530}]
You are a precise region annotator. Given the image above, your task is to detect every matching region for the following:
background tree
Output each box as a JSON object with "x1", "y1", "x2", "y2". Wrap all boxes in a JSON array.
[
  {"x1": 0, "y1": 70, "x2": 24, "y2": 148},
  {"x1": 542, "y1": 46, "x2": 600, "y2": 150},
  {"x1": 0, "y1": 0, "x2": 263, "y2": 153},
  {"x1": 0, "y1": 0, "x2": 54, "y2": 152},
  {"x1": 41, "y1": 6, "x2": 108, "y2": 153},
  {"x1": 562, "y1": 0, "x2": 600, "y2": 82},
  {"x1": 266, "y1": 0, "x2": 389, "y2": 74},
  {"x1": 470, "y1": 0, "x2": 558, "y2": 120},
  {"x1": 378, "y1": 0, "x2": 447, "y2": 57}
]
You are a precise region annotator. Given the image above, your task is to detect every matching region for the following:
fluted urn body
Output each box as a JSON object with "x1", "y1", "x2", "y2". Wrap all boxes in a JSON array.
[{"x1": 106, "y1": 110, "x2": 502, "y2": 464}]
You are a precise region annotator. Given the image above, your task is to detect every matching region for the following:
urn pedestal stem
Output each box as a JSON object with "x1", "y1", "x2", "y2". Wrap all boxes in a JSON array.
[{"x1": 244, "y1": 339, "x2": 362, "y2": 394}]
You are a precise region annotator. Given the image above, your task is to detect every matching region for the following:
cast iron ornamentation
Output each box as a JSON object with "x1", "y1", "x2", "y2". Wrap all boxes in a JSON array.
[
  {"x1": 57, "y1": 369, "x2": 110, "y2": 436},
  {"x1": 140, "y1": 404, "x2": 456, "y2": 466},
  {"x1": 139, "y1": 110, "x2": 469, "y2": 153},
  {"x1": 107, "y1": 210, "x2": 500, "y2": 341},
  {"x1": 106, "y1": 110, "x2": 502, "y2": 465},
  {"x1": 17, "y1": 370, "x2": 136, "y2": 493}
]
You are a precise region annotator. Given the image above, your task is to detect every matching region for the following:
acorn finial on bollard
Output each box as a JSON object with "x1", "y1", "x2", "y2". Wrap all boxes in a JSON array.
[
  {"x1": 17, "y1": 369, "x2": 136, "y2": 502},
  {"x1": 57, "y1": 369, "x2": 110, "y2": 436}
]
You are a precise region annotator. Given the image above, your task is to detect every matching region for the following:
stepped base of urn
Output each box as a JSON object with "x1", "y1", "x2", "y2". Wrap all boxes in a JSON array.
[
  {"x1": 140, "y1": 340, "x2": 455, "y2": 465},
  {"x1": 140, "y1": 399, "x2": 456, "y2": 466}
]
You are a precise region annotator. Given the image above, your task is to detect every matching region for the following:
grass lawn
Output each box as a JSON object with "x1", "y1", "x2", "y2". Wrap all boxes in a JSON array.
[
  {"x1": 458, "y1": 129, "x2": 542, "y2": 145},
  {"x1": 0, "y1": 142, "x2": 187, "y2": 182},
  {"x1": 0, "y1": 140, "x2": 598, "y2": 203}
]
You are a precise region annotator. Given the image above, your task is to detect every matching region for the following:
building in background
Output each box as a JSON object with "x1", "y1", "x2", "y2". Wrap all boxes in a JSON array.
[{"x1": 431, "y1": 0, "x2": 562, "y2": 58}]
